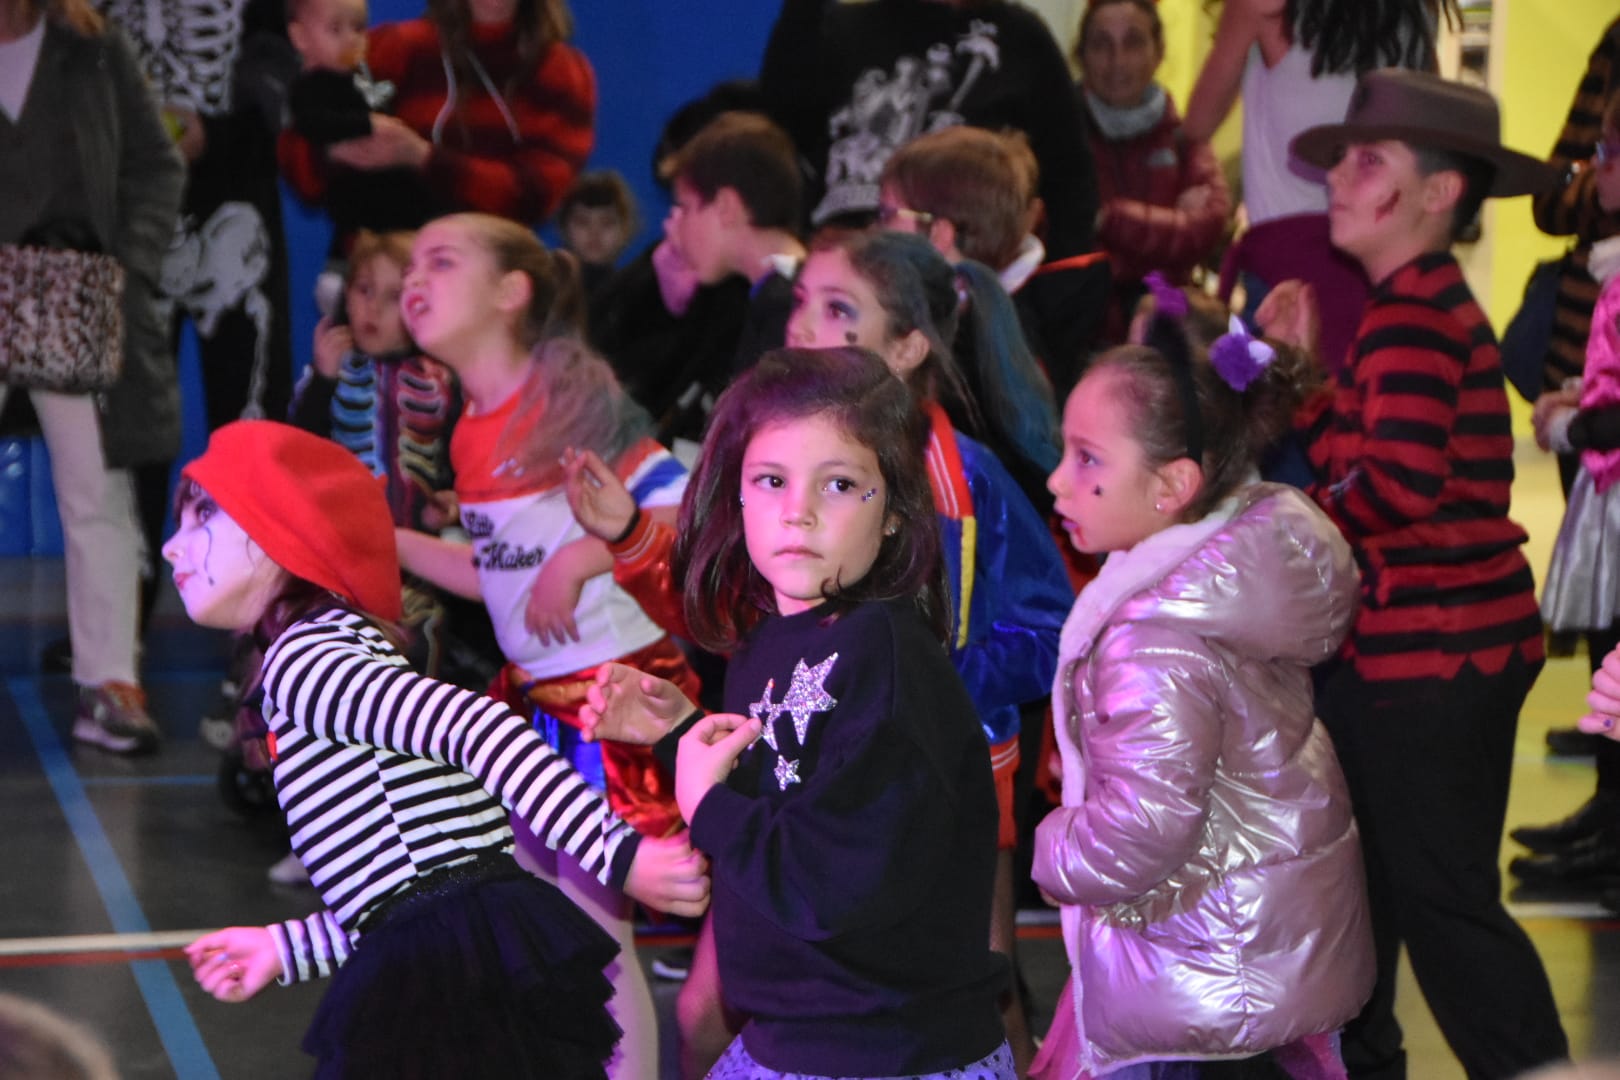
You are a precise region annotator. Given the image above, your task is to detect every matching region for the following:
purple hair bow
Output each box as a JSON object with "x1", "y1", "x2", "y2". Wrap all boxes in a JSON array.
[
  {"x1": 1210, "y1": 315, "x2": 1275, "y2": 392},
  {"x1": 1143, "y1": 271, "x2": 1188, "y2": 319}
]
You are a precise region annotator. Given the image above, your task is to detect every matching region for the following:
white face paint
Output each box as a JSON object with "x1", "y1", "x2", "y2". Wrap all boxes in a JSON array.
[{"x1": 161, "y1": 488, "x2": 287, "y2": 631}]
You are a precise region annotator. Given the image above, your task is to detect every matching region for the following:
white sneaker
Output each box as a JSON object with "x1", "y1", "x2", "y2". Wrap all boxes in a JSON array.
[{"x1": 267, "y1": 851, "x2": 311, "y2": 887}]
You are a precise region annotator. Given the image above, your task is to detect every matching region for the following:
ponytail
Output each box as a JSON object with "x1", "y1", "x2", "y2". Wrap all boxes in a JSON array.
[{"x1": 952, "y1": 259, "x2": 1061, "y2": 480}]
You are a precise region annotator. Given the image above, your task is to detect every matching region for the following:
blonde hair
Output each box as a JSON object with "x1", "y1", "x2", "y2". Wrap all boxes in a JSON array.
[
  {"x1": 491, "y1": 337, "x2": 652, "y2": 490},
  {"x1": 347, "y1": 230, "x2": 416, "y2": 279}
]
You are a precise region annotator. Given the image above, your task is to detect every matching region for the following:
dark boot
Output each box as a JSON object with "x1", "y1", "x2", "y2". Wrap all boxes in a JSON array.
[
  {"x1": 1509, "y1": 825, "x2": 1620, "y2": 885},
  {"x1": 1510, "y1": 791, "x2": 1620, "y2": 854}
]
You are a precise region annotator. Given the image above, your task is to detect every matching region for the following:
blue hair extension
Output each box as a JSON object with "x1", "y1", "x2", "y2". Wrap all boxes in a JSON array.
[{"x1": 952, "y1": 259, "x2": 1061, "y2": 479}]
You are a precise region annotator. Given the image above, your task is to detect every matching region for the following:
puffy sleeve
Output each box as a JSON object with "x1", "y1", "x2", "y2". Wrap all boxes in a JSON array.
[
  {"x1": 1096, "y1": 128, "x2": 1231, "y2": 281},
  {"x1": 1031, "y1": 623, "x2": 1224, "y2": 906}
]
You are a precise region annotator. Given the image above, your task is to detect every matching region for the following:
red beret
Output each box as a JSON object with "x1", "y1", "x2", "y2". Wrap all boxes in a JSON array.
[{"x1": 181, "y1": 420, "x2": 404, "y2": 622}]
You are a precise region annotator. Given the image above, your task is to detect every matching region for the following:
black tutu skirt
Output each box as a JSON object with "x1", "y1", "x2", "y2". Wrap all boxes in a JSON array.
[{"x1": 303, "y1": 855, "x2": 621, "y2": 1079}]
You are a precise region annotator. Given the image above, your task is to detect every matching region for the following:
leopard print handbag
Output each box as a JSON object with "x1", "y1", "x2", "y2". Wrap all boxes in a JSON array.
[{"x1": 0, "y1": 245, "x2": 125, "y2": 394}]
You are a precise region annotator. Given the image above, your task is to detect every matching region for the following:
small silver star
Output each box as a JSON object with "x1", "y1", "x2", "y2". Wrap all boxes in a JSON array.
[
  {"x1": 774, "y1": 755, "x2": 801, "y2": 788},
  {"x1": 782, "y1": 653, "x2": 838, "y2": 746},
  {"x1": 749, "y1": 678, "x2": 784, "y2": 752}
]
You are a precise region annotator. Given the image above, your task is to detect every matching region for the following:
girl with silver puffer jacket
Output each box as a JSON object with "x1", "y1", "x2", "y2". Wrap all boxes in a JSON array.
[{"x1": 1030, "y1": 299, "x2": 1373, "y2": 1080}]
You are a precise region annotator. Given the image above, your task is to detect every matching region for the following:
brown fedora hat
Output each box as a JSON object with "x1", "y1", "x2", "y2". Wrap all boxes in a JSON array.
[{"x1": 1291, "y1": 68, "x2": 1559, "y2": 197}]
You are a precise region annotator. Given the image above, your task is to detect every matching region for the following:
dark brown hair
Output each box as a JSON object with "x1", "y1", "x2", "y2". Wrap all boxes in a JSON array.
[
  {"x1": 1074, "y1": 0, "x2": 1163, "y2": 64},
  {"x1": 1283, "y1": 0, "x2": 1457, "y2": 77},
  {"x1": 669, "y1": 111, "x2": 802, "y2": 232},
  {"x1": 672, "y1": 347, "x2": 945, "y2": 652},
  {"x1": 1091, "y1": 313, "x2": 1314, "y2": 520},
  {"x1": 558, "y1": 169, "x2": 639, "y2": 235},
  {"x1": 428, "y1": 0, "x2": 571, "y2": 93}
]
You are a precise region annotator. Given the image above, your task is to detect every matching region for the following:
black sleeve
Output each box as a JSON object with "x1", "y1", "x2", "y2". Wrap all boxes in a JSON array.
[
  {"x1": 652, "y1": 709, "x2": 706, "y2": 776},
  {"x1": 287, "y1": 72, "x2": 375, "y2": 145},
  {"x1": 759, "y1": 0, "x2": 838, "y2": 215},
  {"x1": 1570, "y1": 402, "x2": 1620, "y2": 452},
  {"x1": 287, "y1": 368, "x2": 338, "y2": 434},
  {"x1": 687, "y1": 611, "x2": 973, "y2": 941},
  {"x1": 1012, "y1": 14, "x2": 1099, "y2": 257}
]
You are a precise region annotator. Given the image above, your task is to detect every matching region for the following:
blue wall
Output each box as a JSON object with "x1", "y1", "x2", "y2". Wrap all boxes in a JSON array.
[{"x1": 1, "y1": 1, "x2": 776, "y2": 554}]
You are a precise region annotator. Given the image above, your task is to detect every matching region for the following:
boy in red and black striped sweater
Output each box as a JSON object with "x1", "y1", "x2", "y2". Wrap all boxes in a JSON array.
[{"x1": 1270, "y1": 70, "x2": 1569, "y2": 1080}]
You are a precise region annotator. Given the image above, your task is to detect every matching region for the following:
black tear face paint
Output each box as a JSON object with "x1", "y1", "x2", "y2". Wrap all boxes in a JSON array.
[
  {"x1": 200, "y1": 524, "x2": 218, "y2": 586},
  {"x1": 1093, "y1": 486, "x2": 1103, "y2": 497},
  {"x1": 844, "y1": 331, "x2": 859, "y2": 345}
]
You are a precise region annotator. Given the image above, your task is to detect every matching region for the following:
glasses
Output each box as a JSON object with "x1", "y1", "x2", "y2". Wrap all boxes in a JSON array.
[
  {"x1": 1597, "y1": 140, "x2": 1620, "y2": 167},
  {"x1": 876, "y1": 204, "x2": 936, "y2": 231}
]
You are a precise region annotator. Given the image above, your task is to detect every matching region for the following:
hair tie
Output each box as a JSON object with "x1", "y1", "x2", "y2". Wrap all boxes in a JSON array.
[
  {"x1": 1210, "y1": 314, "x2": 1276, "y2": 392},
  {"x1": 1143, "y1": 271, "x2": 1188, "y2": 320}
]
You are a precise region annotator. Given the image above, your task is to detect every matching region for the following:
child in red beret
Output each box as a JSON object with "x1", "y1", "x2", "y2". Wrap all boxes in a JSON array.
[{"x1": 165, "y1": 418, "x2": 709, "y2": 1080}]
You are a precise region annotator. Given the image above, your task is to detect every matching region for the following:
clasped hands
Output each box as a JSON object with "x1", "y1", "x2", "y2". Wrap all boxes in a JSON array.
[{"x1": 581, "y1": 663, "x2": 762, "y2": 825}]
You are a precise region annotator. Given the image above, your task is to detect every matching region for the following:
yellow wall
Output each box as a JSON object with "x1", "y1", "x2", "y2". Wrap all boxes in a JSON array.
[{"x1": 1483, "y1": 3, "x2": 1613, "y2": 334}]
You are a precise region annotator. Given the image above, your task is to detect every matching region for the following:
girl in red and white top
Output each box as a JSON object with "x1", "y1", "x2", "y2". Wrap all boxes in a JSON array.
[{"x1": 394, "y1": 211, "x2": 696, "y2": 1078}]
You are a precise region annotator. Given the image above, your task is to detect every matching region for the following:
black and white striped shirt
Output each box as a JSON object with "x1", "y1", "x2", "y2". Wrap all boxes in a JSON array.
[{"x1": 260, "y1": 609, "x2": 640, "y2": 983}]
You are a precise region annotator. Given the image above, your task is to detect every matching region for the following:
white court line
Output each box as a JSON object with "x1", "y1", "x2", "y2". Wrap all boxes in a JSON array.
[{"x1": 0, "y1": 930, "x2": 217, "y2": 957}]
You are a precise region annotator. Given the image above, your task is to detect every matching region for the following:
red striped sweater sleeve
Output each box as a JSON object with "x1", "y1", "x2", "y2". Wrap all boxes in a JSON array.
[{"x1": 1312, "y1": 299, "x2": 1467, "y2": 540}]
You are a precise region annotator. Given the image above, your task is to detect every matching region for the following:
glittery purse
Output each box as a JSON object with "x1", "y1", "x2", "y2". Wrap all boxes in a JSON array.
[{"x1": 0, "y1": 244, "x2": 126, "y2": 394}]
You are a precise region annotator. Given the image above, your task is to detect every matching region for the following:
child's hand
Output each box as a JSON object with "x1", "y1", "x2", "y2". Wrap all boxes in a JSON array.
[
  {"x1": 562, "y1": 448, "x2": 638, "y2": 542},
  {"x1": 622, "y1": 831, "x2": 710, "y2": 917},
  {"x1": 329, "y1": 115, "x2": 430, "y2": 171},
  {"x1": 652, "y1": 237, "x2": 699, "y2": 316},
  {"x1": 184, "y1": 928, "x2": 280, "y2": 1002},
  {"x1": 580, "y1": 663, "x2": 696, "y2": 744},
  {"x1": 675, "y1": 714, "x2": 762, "y2": 823},
  {"x1": 524, "y1": 540, "x2": 598, "y2": 645},
  {"x1": 419, "y1": 489, "x2": 460, "y2": 533},
  {"x1": 1581, "y1": 642, "x2": 1620, "y2": 740},
  {"x1": 1255, "y1": 279, "x2": 1321, "y2": 362},
  {"x1": 312, "y1": 316, "x2": 353, "y2": 379}
]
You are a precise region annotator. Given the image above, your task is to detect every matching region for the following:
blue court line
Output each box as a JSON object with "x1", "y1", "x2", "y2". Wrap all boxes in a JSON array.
[{"x1": 6, "y1": 677, "x2": 222, "y2": 1080}]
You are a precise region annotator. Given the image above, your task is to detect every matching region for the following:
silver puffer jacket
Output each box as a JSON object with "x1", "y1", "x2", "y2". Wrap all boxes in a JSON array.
[{"x1": 1032, "y1": 483, "x2": 1373, "y2": 1077}]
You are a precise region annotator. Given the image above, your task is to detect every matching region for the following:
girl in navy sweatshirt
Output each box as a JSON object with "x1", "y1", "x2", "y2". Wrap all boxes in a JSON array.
[{"x1": 581, "y1": 347, "x2": 1012, "y2": 1079}]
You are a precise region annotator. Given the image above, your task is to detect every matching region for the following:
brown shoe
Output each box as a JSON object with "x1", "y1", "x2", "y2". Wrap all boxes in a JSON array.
[{"x1": 73, "y1": 682, "x2": 161, "y2": 755}]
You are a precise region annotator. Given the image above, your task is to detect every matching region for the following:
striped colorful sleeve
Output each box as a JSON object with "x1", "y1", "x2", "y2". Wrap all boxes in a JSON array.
[
  {"x1": 1314, "y1": 302, "x2": 1467, "y2": 540},
  {"x1": 264, "y1": 619, "x2": 639, "y2": 888},
  {"x1": 270, "y1": 910, "x2": 352, "y2": 985}
]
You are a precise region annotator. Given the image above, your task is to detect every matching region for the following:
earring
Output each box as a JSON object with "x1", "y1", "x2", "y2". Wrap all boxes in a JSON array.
[
  {"x1": 738, "y1": 495, "x2": 745, "y2": 507},
  {"x1": 884, "y1": 524, "x2": 898, "y2": 536},
  {"x1": 1154, "y1": 501, "x2": 1163, "y2": 512}
]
